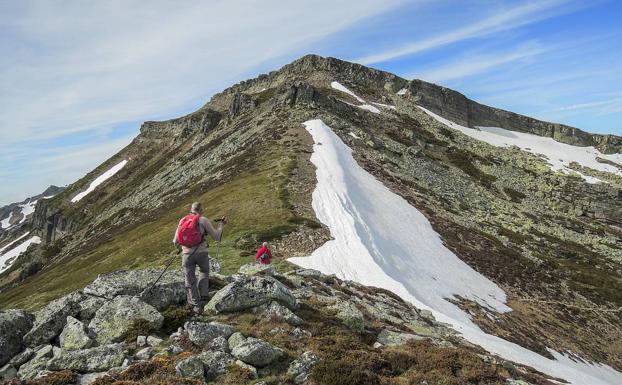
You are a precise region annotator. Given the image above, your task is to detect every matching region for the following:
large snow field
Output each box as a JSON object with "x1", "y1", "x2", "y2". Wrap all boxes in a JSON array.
[
  {"x1": 71, "y1": 160, "x2": 128, "y2": 203},
  {"x1": 418, "y1": 106, "x2": 622, "y2": 183},
  {"x1": 289, "y1": 119, "x2": 622, "y2": 385},
  {"x1": 0, "y1": 234, "x2": 41, "y2": 273}
]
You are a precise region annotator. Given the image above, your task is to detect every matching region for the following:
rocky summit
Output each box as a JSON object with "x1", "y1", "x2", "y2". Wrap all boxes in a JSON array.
[{"x1": 0, "y1": 54, "x2": 621, "y2": 384}]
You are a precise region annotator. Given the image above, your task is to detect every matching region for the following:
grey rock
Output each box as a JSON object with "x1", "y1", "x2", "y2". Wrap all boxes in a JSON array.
[
  {"x1": 135, "y1": 347, "x2": 153, "y2": 360},
  {"x1": 197, "y1": 351, "x2": 234, "y2": 379},
  {"x1": 164, "y1": 345, "x2": 184, "y2": 355},
  {"x1": 0, "y1": 309, "x2": 34, "y2": 364},
  {"x1": 47, "y1": 343, "x2": 126, "y2": 373},
  {"x1": 206, "y1": 275, "x2": 297, "y2": 313},
  {"x1": 287, "y1": 351, "x2": 319, "y2": 384},
  {"x1": 83, "y1": 268, "x2": 185, "y2": 310},
  {"x1": 330, "y1": 300, "x2": 364, "y2": 331},
  {"x1": 175, "y1": 356, "x2": 204, "y2": 378},
  {"x1": 77, "y1": 372, "x2": 108, "y2": 385},
  {"x1": 59, "y1": 316, "x2": 94, "y2": 350},
  {"x1": 0, "y1": 364, "x2": 17, "y2": 381},
  {"x1": 122, "y1": 357, "x2": 133, "y2": 367},
  {"x1": 9, "y1": 348, "x2": 34, "y2": 367},
  {"x1": 234, "y1": 360, "x2": 258, "y2": 379},
  {"x1": 136, "y1": 335, "x2": 147, "y2": 347},
  {"x1": 89, "y1": 295, "x2": 163, "y2": 344},
  {"x1": 293, "y1": 269, "x2": 322, "y2": 278},
  {"x1": 254, "y1": 301, "x2": 302, "y2": 326},
  {"x1": 24, "y1": 292, "x2": 82, "y2": 347},
  {"x1": 238, "y1": 262, "x2": 275, "y2": 276},
  {"x1": 208, "y1": 336, "x2": 230, "y2": 353},
  {"x1": 290, "y1": 327, "x2": 311, "y2": 341},
  {"x1": 373, "y1": 342, "x2": 383, "y2": 349},
  {"x1": 147, "y1": 335, "x2": 164, "y2": 347},
  {"x1": 185, "y1": 321, "x2": 234, "y2": 346},
  {"x1": 34, "y1": 345, "x2": 54, "y2": 359},
  {"x1": 231, "y1": 337, "x2": 284, "y2": 367},
  {"x1": 77, "y1": 295, "x2": 107, "y2": 321},
  {"x1": 227, "y1": 332, "x2": 247, "y2": 350},
  {"x1": 17, "y1": 357, "x2": 49, "y2": 379},
  {"x1": 377, "y1": 329, "x2": 425, "y2": 346}
]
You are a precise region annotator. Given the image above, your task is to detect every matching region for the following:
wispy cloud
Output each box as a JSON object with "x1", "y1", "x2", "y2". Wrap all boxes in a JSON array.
[
  {"x1": 412, "y1": 42, "x2": 545, "y2": 82},
  {"x1": 354, "y1": 0, "x2": 574, "y2": 64}
]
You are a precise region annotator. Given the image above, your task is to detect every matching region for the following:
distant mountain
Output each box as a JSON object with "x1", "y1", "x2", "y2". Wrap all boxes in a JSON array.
[
  {"x1": 1, "y1": 55, "x2": 621, "y2": 384},
  {"x1": 0, "y1": 185, "x2": 64, "y2": 234}
]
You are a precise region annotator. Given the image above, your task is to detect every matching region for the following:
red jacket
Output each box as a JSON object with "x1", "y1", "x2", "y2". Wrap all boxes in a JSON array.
[{"x1": 255, "y1": 245, "x2": 273, "y2": 265}]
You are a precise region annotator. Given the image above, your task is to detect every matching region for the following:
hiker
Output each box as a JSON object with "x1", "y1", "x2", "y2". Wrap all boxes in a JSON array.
[
  {"x1": 255, "y1": 241, "x2": 273, "y2": 265},
  {"x1": 173, "y1": 202, "x2": 227, "y2": 315}
]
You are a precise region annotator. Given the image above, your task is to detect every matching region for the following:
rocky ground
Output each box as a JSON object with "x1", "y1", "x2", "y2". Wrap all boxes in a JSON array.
[{"x1": 0, "y1": 263, "x2": 556, "y2": 385}]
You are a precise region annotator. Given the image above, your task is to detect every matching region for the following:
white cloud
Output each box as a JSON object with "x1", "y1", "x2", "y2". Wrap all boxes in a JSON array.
[
  {"x1": 412, "y1": 42, "x2": 545, "y2": 83},
  {"x1": 354, "y1": 0, "x2": 574, "y2": 64},
  {"x1": 0, "y1": 0, "x2": 405, "y2": 204}
]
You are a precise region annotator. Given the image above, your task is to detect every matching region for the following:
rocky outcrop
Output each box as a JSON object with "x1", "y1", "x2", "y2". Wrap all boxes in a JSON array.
[
  {"x1": 47, "y1": 344, "x2": 126, "y2": 373},
  {"x1": 231, "y1": 337, "x2": 284, "y2": 367},
  {"x1": 206, "y1": 275, "x2": 298, "y2": 313},
  {"x1": 184, "y1": 321, "x2": 235, "y2": 346},
  {"x1": 88, "y1": 295, "x2": 163, "y2": 344},
  {"x1": 59, "y1": 316, "x2": 94, "y2": 350},
  {"x1": 0, "y1": 310, "x2": 33, "y2": 366},
  {"x1": 24, "y1": 293, "x2": 82, "y2": 347}
]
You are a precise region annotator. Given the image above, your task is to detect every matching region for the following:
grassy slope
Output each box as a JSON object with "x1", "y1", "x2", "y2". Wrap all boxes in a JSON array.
[{"x1": 0, "y1": 150, "x2": 304, "y2": 310}]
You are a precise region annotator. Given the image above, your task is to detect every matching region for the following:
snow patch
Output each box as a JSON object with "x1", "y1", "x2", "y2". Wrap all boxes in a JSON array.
[
  {"x1": 0, "y1": 232, "x2": 30, "y2": 254},
  {"x1": 348, "y1": 132, "x2": 360, "y2": 139},
  {"x1": 357, "y1": 104, "x2": 381, "y2": 114},
  {"x1": 330, "y1": 81, "x2": 365, "y2": 103},
  {"x1": 331, "y1": 81, "x2": 393, "y2": 114},
  {"x1": 289, "y1": 119, "x2": 622, "y2": 385},
  {"x1": 418, "y1": 106, "x2": 622, "y2": 184},
  {"x1": 0, "y1": 235, "x2": 41, "y2": 273},
  {"x1": 372, "y1": 102, "x2": 397, "y2": 110},
  {"x1": 397, "y1": 88, "x2": 408, "y2": 95},
  {"x1": 18, "y1": 200, "x2": 37, "y2": 224},
  {"x1": 71, "y1": 160, "x2": 128, "y2": 203},
  {"x1": 0, "y1": 212, "x2": 13, "y2": 229}
]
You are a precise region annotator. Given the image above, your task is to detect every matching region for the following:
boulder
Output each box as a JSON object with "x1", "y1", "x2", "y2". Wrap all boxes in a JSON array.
[
  {"x1": 9, "y1": 348, "x2": 34, "y2": 367},
  {"x1": 0, "y1": 364, "x2": 17, "y2": 381},
  {"x1": 77, "y1": 295, "x2": 107, "y2": 321},
  {"x1": 146, "y1": 335, "x2": 164, "y2": 347},
  {"x1": 24, "y1": 292, "x2": 82, "y2": 347},
  {"x1": 255, "y1": 301, "x2": 302, "y2": 326},
  {"x1": 83, "y1": 268, "x2": 185, "y2": 310},
  {"x1": 16, "y1": 356, "x2": 49, "y2": 379},
  {"x1": 227, "y1": 332, "x2": 247, "y2": 350},
  {"x1": 175, "y1": 356, "x2": 204, "y2": 378},
  {"x1": 136, "y1": 336, "x2": 147, "y2": 347},
  {"x1": 231, "y1": 337, "x2": 284, "y2": 367},
  {"x1": 77, "y1": 372, "x2": 109, "y2": 385},
  {"x1": 34, "y1": 345, "x2": 54, "y2": 359},
  {"x1": 184, "y1": 321, "x2": 235, "y2": 346},
  {"x1": 135, "y1": 347, "x2": 153, "y2": 360},
  {"x1": 234, "y1": 360, "x2": 258, "y2": 379},
  {"x1": 0, "y1": 309, "x2": 34, "y2": 364},
  {"x1": 330, "y1": 300, "x2": 364, "y2": 331},
  {"x1": 46, "y1": 344, "x2": 126, "y2": 373},
  {"x1": 287, "y1": 351, "x2": 319, "y2": 384},
  {"x1": 290, "y1": 327, "x2": 312, "y2": 341},
  {"x1": 89, "y1": 296, "x2": 163, "y2": 344},
  {"x1": 206, "y1": 275, "x2": 297, "y2": 313},
  {"x1": 238, "y1": 263, "x2": 275, "y2": 276},
  {"x1": 377, "y1": 329, "x2": 425, "y2": 346},
  {"x1": 59, "y1": 316, "x2": 94, "y2": 350},
  {"x1": 208, "y1": 336, "x2": 230, "y2": 353},
  {"x1": 197, "y1": 351, "x2": 234, "y2": 379}
]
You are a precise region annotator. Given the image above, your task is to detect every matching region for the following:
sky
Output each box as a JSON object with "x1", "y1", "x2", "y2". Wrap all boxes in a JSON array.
[{"x1": 1, "y1": 0, "x2": 621, "y2": 205}]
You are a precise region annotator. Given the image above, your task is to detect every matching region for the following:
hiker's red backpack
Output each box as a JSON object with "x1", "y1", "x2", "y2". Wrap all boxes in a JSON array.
[{"x1": 177, "y1": 214, "x2": 203, "y2": 247}]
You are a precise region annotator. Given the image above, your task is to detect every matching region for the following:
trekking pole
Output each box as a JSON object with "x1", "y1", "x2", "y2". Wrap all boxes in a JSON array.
[{"x1": 140, "y1": 249, "x2": 180, "y2": 299}]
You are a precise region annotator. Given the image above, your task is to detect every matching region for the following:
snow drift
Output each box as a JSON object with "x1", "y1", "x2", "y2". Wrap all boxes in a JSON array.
[
  {"x1": 71, "y1": 160, "x2": 128, "y2": 203},
  {"x1": 0, "y1": 234, "x2": 41, "y2": 273},
  {"x1": 289, "y1": 119, "x2": 622, "y2": 385}
]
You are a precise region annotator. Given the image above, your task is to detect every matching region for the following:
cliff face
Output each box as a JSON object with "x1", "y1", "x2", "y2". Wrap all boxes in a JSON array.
[{"x1": 1, "y1": 55, "x2": 621, "y2": 378}]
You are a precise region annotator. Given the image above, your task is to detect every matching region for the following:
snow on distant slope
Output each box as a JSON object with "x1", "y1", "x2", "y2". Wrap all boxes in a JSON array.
[
  {"x1": 0, "y1": 212, "x2": 13, "y2": 229},
  {"x1": 0, "y1": 234, "x2": 40, "y2": 273},
  {"x1": 418, "y1": 106, "x2": 622, "y2": 183},
  {"x1": 18, "y1": 200, "x2": 37, "y2": 224},
  {"x1": 0, "y1": 232, "x2": 30, "y2": 254},
  {"x1": 331, "y1": 81, "x2": 394, "y2": 114},
  {"x1": 289, "y1": 119, "x2": 622, "y2": 385},
  {"x1": 397, "y1": 88, "x2": 408, "y2": 95},
  {"x1": 71, "y1": 160, "x2": 128, "y2": 203}
]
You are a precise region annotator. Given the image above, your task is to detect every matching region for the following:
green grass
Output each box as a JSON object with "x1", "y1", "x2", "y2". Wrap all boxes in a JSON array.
[{"x1": 0, "y1": 155, "x2": 306, "y2": 310}]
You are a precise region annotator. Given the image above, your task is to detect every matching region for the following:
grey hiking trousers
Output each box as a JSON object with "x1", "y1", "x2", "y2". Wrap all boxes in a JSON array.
[{"x1": 182, "y1": 250, "x2": 210, "y2": 308}]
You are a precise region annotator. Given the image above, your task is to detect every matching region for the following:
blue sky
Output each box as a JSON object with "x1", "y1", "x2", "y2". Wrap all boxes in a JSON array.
[{"x1": 1, "y1": 0, "x2": 621, "y2": 204}]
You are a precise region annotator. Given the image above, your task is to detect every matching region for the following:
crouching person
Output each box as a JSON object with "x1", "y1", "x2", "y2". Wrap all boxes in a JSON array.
[{"x1": 173, "y1": 202, "x2": 227, "y2": 315}]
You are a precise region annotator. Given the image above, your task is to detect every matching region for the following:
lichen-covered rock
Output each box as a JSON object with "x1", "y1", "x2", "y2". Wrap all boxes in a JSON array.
[
  {"x1": 0, "y1": 364, "x2": 17, "y2": 381},
  {"x1": 77, "y1": 295, "x2": 107, "y2": 321},
  {"x1": 234, "y1": 360, "x2": 258, "y2": 379},
  {"x1": 238, "y1": 263, "x2": 275, "y2": 276},
  {"x1": 34, "y1": 345, "x2": 54, "y2": 359},
  {"x1": 330, "y1": 300, "x2": 364, "y2": 331},
  {"x1": 184, "y1": 321, "x2": 234, "y2": 346},
  {"x1": 254, "y1": 301, "x2": 302, "y2": 326},
  {"x1": 24, "y1": 293, "x2": 82, "y2": 347},
  {"x1": 16, "y1": 356, "x2": 49, "y2": 379},
  {"x1": 377, "y1": 329, "x2": 425, "y2": 346},
  {"x1": 208, "y1": 336, "x2": 230, "y2": 353},
  {"x1": 83, "y1": 268, "x2": 185, "y2": 310},
  {"x1": 0, "y1": 309, "x2": 34, "y2": 366},
  {"x1": 197, "y1": 351, "x2": 234, "y2": 379},
  {"x1": 9, "y1": 348, "x2": 34, "y2": 367},
  {"x1": 59, "y1": 316, "x2": 94, "y2": 350},
  {"x1": 89, "y1": 296, "x2": 163, "y2": 344},
  {"x1": 231, "y1": 337, "x2": 284, "y2": 367},
  {"x1": 227, "y1": 332, "x2": 247, "y2": 350},
  {"x1": 206, "y1": 275, "x2": 297, "y2": 313},
  {"x1": 135, "y1": 347, "x2": 153, "y2": 360},
  {"x1": 175, "y1": 356, "x2": 204, "y2": 378},
  {"x1": 76, "y1": 372, "x2": 108, "y2": 385},
  {"x1": 290, "y1": 327, "x2": 312, "y2": 341},
  {"x1": 287, "y1": 351, "x2": 319, "y2": 384},
  {"x1": 146, "y1": 336, "x2": 163, "y2": 347},
  {"x1": 136, "y1": 336, "x2": 147, "y2": 347},
  {"x1": 46, "y1": 343, "x2": 126, "y2": 373}
]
